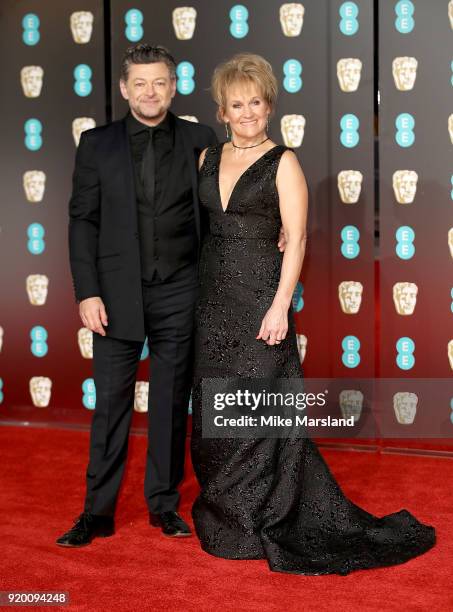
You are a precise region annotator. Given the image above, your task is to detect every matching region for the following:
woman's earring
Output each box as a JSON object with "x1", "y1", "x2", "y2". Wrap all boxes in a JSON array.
[
  {"x1": 266, "y1": 116, "x2": 270, "y2": 133},
  {"x1": 225, "y1": 122, "x2": 230, "y2": 140}
]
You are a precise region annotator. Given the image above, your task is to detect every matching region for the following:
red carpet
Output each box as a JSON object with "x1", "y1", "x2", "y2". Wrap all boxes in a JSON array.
[{"x1": 1, "y1": 425, "x2": 452, "y2": 612}]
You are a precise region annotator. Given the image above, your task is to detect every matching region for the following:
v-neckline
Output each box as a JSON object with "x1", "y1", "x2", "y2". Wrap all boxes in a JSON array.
[{"x1": 217, "y1": 142, "x2": 280, "y2": 213}]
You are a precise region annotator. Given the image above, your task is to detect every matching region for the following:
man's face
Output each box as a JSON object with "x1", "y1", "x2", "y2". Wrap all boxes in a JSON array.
[{"x1": 120, "y1": 62, "x2": 176, "y2": 123}]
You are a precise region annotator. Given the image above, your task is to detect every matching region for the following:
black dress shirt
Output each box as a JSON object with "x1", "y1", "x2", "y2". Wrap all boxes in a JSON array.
[
  {"x1": 126, "y1": 111, "x2": 197, "y2": 281},
  {"x1": 127, "y1": 110, "x2": 174, "y2": 208}
]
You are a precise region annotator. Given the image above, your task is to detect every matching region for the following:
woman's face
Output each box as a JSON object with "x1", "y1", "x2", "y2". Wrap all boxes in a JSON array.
[{"x1": 221, "y1": 81, "x2": 270, "y2": 140}]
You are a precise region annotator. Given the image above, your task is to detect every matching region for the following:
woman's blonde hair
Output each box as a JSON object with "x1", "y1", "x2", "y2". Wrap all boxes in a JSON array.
[{"x1": 211, "y1": 53, "x2": 278, "y2": 123}]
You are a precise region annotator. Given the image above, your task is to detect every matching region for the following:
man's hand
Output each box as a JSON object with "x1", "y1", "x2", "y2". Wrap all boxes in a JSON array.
[
  {"x1": 79, "y1": 297, "x2": 108, "y2": 336},
  {"x1": 278, "y1": 226, "x2": 287, "y2": 252}
]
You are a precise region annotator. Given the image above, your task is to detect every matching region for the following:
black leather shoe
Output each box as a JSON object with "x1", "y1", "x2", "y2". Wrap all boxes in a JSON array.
[
  {"x1": 56, "y1": 512, "x2": 115, "y2": 547},
  {"x1": 149, "y1": 511, "x2": 192, "y2": 537}
]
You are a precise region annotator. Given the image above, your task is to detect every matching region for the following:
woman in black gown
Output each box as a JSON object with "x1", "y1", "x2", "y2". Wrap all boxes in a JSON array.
[{"x1": 190, "y1": 53, "x2": 435, "y2": 575}]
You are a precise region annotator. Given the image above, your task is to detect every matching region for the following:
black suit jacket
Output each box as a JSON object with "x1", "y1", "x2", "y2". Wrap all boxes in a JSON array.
[{"x1": 68, "y1": 114, "x2": 218, "y2": 342}]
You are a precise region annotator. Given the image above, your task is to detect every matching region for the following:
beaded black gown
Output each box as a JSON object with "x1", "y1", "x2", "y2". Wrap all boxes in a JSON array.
[{"x1": 190, "y1": 143, "x2": 435, "y2": 575}]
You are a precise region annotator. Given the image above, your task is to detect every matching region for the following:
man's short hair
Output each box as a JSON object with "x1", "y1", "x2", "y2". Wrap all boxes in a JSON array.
[{"x1": 120, "y1": 43, "x2": 177, "y2": 81}]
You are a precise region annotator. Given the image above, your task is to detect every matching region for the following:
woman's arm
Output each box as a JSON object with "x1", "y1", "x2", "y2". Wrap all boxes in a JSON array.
[
  {"x1": 256, "y1": 150, "x2": 308, "y2": 346},
  {"x1": 198, "y1": 147, "x2": 208, "y2": 170}
]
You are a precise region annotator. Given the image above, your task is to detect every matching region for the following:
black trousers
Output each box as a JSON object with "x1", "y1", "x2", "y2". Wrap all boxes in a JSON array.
[{"x1": 84, "y1": 263, "x2": 198, "y2": 516}]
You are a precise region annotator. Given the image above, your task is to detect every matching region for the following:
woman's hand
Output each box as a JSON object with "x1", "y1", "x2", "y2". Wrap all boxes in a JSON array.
[
  {"x1": 277, "y1": 226, "x2": 287, "y2": 252},
  {"x1": 256, "y1": 300, "x2": 289, "y2": 346}
]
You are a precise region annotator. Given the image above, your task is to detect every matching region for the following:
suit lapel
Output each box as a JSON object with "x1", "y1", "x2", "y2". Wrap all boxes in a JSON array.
[
  {"x1": 155, "y1": 119, "x2": 179, "y2": 214},
  {"x1": 175, "y1": 116, "x2": 201, "y2": 240},
  {"x1": 117, "y1": 118, "x2": 139, "y2": 233}
]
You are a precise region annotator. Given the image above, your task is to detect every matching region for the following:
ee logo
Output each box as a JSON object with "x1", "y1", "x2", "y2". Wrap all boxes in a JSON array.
[
  {"x1": 341, "y1": 225, "x2": 360, "y2": 259},
  {"x1": 140, "y1": 338, "x2": 149, "y2": 361},
  {"x1": 27, "y1": 223, "x2": 45, "y2": 255},
  {"x1": 22, "y1": 13, "x2": 40, "y2": 46},
  {"x1": 342, "y1": 335, "x2": 360, "y2": 368},
  {"x1": 177, "y1": 61, "x2": 195, "y2": 95},
  {"x1": 125, "y1": 9, "x2": 143, "y2": 42},
  {"x1": 340, "y1": 114, "x2": 360, "y2": 148},
  {"x1": 339, "y1": 2, "x2": 359, "y2": 36},
  {"x1": 396, "y1": 337, "x2": 415, "y2": 369},
  {"x1": 30, "y1": 325, "x2": 48, "y2": 357},
  {"x1": 395, "y1": 1, "x2": 414, "y2": 34},
  {"x1": 292, "y1": 282, "x2": 305, "y2": 312},
  {"x1": 74, "y1": 64, "x2": 92, "y2": 97},
  {"x1": 24, "y1": 119, "x2": 42, "y2": 151},
  {"x1": 230, "y1": 5, "x2": 249, "y2": 38},
  {"x1": 0, "y1": 379, "x2": 3, "y2": 404},
  {"x1": 82, "y1": 378, "x2": 96, "y2": 409},
  {"x1": 395, "y1": 225, "x2": 415, "y2": 259},
  {"x1": 283, "y1": 59, "x2": 302, "y2": 93},
  {"x1": 395, "y1": 113, "x2": 415, "y2": 147}
]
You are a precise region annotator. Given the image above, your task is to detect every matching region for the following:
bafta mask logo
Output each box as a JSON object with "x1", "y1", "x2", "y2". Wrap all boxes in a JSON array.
[
  {"x1": 392, "y1": 170, "x2": 418, "y2": 204},
  {"x1": 172, "y1": 7, "x2": 197, "y2": 40},
  {"x1": 339, "y1": 390, "x2": 363, "y2": 422},
  {"x1": 449, "y1": 228, "x2": 453, "y2": 260},
  {"x1": 72, "y1": 117, "x2": 96, "y2": 147},
  {"x1": 30, "y1": 376, "x2": 52, "y2": 408},
  {"x1": 134, "y1": 381, "x2": 149, "y2": 413},
  {"x1": 449, "y1": 115, "x2": 453, "y2": 145},
  {"x1": 393, "y1": 392, "x2": 417, "y2": 425},
  {"x1": 393, "y1": 282, "x2": 418, "y2": 315},
  {"x1": 392, "y1": 57, "x2": 418, "y2": 91},
  {"x1": 338, "y1": 281, "x2": 363, "y2": 314},
  {"x1": 279, "y1": 3, "x2": 305, "y2": 37},
  {"x1": 338, "y1": 170, "x2": 363, "y2": 203},
  {"x1": 449, "y1": 340, "x2": 453, "y2": 371},
  {"x1": 178, "y1": 115, "x2": 199, "y2": 123},
  {"x1": 296, "y1": 334, "x2": 307, "y2": 364},
  {"x1": 26, "y1": 274, "x2": 49, "y2": 306},
  {"x1": 337, "y1": 58, "x2": 362, "y2": 93},
  {"x1": 449, "y1": 1, "x2": 453, "y2": 30},
  {"x1": 281, "y1": 114, "x2": 306, "y2": 148},
  {"x1": 78, "y1": 328, "x2": 93, "y2": 359},
  {"x1": 23, "y1": 170, "x2": 46, "y2": 203},
  {"x1": 0, "y1": 326, "x2": 3, "y2": 353},
  {"x1": 20, "y1": 66, "x2": 44, "y2": 98},
  {"x1": 70, "y1": 11, "x2": 94, "y2": 44}
]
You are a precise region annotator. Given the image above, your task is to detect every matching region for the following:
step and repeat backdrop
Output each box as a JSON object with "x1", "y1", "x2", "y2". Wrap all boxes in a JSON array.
[
  {"x1": 378, "y1": 1, "x2": 453, "y2": 440},
  {"x1": 0, "y1": 0, "x2": 106, "y2": 427},
  {"x1": 0, "y1": 1, "x2": 451, "y2": 447}
]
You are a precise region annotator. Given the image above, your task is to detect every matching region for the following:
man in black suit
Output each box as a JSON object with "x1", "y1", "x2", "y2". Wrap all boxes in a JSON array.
[{"x1": 57, "y1": 44, "x2": 217, "y2": 547}]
